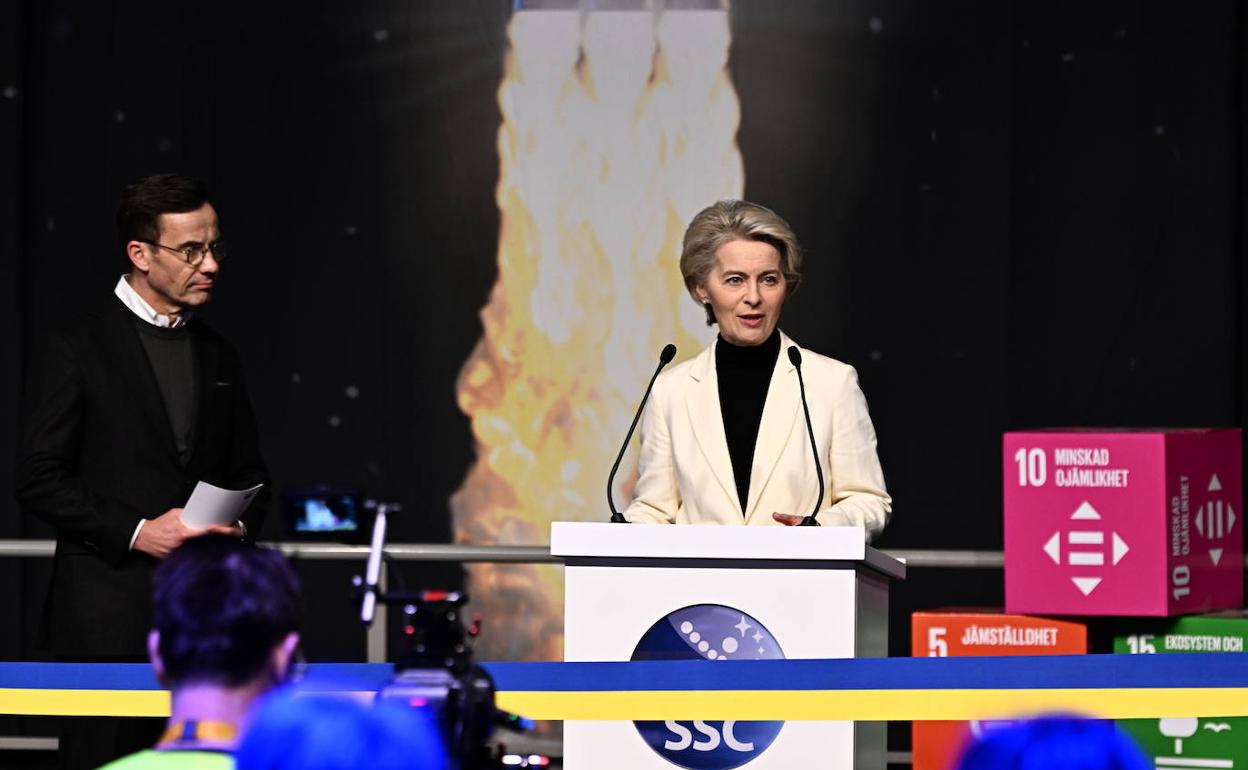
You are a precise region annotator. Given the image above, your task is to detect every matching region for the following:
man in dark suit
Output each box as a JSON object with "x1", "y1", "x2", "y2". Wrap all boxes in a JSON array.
[{"x1": 15, "y1": 173, "x2": 269, "y2": 769}]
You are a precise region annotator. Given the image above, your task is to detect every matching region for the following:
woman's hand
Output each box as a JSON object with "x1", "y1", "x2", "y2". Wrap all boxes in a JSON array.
[{"x1": 772, "y1": 512, "x2": 806, "y2": 526}]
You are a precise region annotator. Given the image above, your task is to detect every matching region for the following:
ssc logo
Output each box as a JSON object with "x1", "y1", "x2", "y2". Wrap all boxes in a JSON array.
[{"x1": 630, "y1": 604, "x2": 785, "y2": 769}]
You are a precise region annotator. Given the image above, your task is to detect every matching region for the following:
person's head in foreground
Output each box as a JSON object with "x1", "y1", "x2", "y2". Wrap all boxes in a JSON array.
[
  {"x1": 151, "y1": 535, "x2": 301, "y2": 747},
  {"x1": 234, "y1": 693, "x2": 449, "y2": 770},
  {"x1": 98, "y1": 536, "x2": 302, "y2": 768},
  {"x1": 956, "y1": 716, "x2": 1151, "y2": 770}
]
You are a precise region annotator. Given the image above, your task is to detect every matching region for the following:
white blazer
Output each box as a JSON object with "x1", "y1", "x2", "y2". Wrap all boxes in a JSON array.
[{"x1": 624, "y1": 331, "x2": 891, "y2": 540}]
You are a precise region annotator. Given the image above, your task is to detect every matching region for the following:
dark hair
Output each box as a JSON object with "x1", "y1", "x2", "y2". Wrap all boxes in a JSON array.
[
  {"x1": 116, "y1": 173, "x2": 210, "y2": 248},
  {"x1": 956, "y1": 716, "x2": 1150, "y2": 770},
  {"x1": 152, "y1": 535, "x2": 302, "y2": 687}
]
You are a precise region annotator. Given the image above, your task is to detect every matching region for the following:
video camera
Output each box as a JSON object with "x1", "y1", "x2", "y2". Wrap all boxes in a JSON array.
[
  {"x1": 354, "y1": 503, "x2": 538, "y2": 768},
  {"x1": 376, "y1": 591, "x2": 502, "y2": 766}
]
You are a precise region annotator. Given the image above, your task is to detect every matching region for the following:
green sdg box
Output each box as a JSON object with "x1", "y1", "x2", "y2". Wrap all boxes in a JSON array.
[{"x1": 1113, "y1": 613, "x2": 1247, "y2": 770}]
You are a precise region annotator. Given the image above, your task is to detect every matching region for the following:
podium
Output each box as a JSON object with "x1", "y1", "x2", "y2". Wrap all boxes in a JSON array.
[{"x1": 551, "y1": 522, "x2": 906, "y2": 770}]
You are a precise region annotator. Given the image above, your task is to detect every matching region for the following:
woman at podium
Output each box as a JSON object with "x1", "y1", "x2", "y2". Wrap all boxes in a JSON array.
[{"x1": 624, "y1": 200, "x2": 891, "y2": 540}]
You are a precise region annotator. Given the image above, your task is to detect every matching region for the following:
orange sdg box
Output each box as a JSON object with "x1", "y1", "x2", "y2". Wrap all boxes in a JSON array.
[{"x1": 911, "y1": 610, "x2": 1089, "y2": 770}]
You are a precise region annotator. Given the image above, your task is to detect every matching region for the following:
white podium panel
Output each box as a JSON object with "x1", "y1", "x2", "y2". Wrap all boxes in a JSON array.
[
  {"x1": 565, "y1": 565, "x2": 862, "y2": 659},
  {"x1": 553, "y1": 522, "x2": 903, "y2": 770}
]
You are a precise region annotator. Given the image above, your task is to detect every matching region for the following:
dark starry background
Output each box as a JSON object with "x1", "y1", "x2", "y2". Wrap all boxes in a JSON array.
[{"x1": 0, "y1": 0, "x2": 1245, "y2": 759}]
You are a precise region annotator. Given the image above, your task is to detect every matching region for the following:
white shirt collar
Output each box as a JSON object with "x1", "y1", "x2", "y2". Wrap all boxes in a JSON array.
[{"x1": 114, "y1": 275, "x2": 190, "y2": 329}]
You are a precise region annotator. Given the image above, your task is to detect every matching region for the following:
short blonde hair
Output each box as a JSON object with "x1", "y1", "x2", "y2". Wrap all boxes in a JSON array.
[{"x1": 679, "y1": 200, "x2": 803, "y2": 325}]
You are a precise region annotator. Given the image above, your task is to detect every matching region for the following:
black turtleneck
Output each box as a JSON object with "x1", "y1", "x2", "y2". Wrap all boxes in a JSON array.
[{"x1": 715, "y1": 329, "x2": 781, "y2": 515}]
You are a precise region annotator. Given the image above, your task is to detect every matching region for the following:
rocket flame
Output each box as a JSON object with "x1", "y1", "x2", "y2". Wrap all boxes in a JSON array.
[{"x1": 452, "y1": 7, "x2": 743, "y2": 663}]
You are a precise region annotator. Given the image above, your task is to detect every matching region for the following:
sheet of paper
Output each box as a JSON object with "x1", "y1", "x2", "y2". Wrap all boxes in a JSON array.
[{"x1": 182, "y1": 481, "x2": 264, "y2": 530}]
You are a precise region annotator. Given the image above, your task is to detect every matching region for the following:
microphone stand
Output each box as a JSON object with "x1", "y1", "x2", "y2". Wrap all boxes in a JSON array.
[
  {"x1": 360, "y1": 501, "x2": 401, "y2": 624},
  {"x1": 788, "y1": 346, "x2": 823, "y2": 527},
  {"x1": 607, "y1": 344, "x2": 677, "y2": 522}
]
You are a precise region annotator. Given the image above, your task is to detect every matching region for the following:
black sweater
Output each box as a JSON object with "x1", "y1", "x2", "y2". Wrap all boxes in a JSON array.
[{"x1": 133, "y1": 320, "x2": 197, "y2": 465}]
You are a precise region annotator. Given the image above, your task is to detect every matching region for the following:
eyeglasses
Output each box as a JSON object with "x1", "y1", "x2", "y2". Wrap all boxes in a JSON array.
[{"x1": 139, "y1": 239, "x2": 228, "y2": 267}]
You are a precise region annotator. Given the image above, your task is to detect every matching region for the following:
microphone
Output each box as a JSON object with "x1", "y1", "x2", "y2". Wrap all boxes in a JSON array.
[
  {"x1": 608, "y1": 344, "x2": 678, "y2": 523},
  {"x1": 788, "y1": 346, "x2": 824, "y2": 526}
]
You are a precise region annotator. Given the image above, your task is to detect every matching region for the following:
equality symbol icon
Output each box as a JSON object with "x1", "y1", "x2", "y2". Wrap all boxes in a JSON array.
[
  {"x1": 1042, "y1": 501, "x2": 1129, "y2": 596},
  {"x1": 1195, "y1": 474, "x2": 1237, "y2": 567}
]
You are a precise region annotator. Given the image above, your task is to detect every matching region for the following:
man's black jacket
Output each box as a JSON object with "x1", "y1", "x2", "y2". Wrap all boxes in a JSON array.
[{"x1": 15, "y1": 298, "x2": 269, "y2": 657}]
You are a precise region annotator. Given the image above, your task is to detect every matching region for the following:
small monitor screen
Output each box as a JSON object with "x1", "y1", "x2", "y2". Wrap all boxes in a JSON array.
[
  {"x1": 297, "y1": 495, "x2": 357, "y2": 532},
  {"x1": 282, "y1": 486, "x2": 366, "y2": 540}
]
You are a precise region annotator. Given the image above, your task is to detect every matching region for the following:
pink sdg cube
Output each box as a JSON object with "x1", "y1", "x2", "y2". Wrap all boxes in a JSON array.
[{"x1": 1004, "y1": 429, "x2": 1242, "y2": 616}]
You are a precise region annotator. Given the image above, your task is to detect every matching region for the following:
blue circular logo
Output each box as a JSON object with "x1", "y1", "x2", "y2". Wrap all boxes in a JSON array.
[{"x1": 630, "y1": 604, "x2": 785, "y2": 769}]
